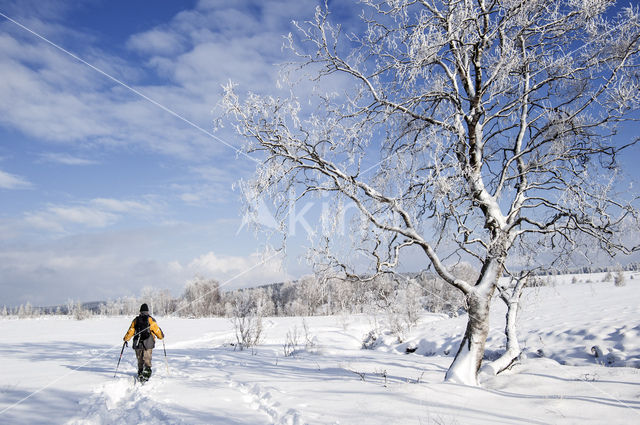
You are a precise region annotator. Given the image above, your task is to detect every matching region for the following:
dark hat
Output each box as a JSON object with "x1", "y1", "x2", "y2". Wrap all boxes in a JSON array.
[{"x1": 140, "y1": 303, "x2": 149, "y2": 313}]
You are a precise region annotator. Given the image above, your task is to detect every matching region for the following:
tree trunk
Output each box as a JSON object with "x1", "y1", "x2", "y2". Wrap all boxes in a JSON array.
[
  {"x1": 483, "y1": 280, "x2": 526, "y2": 375},
  {"x1": 444, "y1": 289, "x2": 493, "y2": 386},
  {"x1": 445, "y1": 259, "x2": 500, "y2": 386},
  {"x1": 483, "y1": 299, "x2": 520, "y2": 375}
]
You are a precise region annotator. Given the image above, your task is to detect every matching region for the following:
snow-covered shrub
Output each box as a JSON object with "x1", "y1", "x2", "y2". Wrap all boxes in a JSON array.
[
  {"x1": 403, "y1": 281, "x2": 423, "y2": 327},
  {"x1": 362, "y1": 330, "x2": 381, "y2": 350},
  {"x1": 283, "y1": 319, "x2": 317, "y2": 356},
  {"x1": 363, "y1": 276, "x2": 425, "y2": 342},
  {"x1": 386, "y1": 280, "x2": 424, "y2": 342},
  {"x1": 283, "y1": 326, "x2": 299, "y2": 357},
  {"x1": 386, "y1": 310, "x2": 407, "y2": 343},
  {"x1": 227, "y1": 291, "x2": 263, "y2": 350},
  {"x1": 302, "y1": 318, "x2": 316, "y2": 350},
  {"x1": 614, "y1": 271, "x2": 626, "y2": 287}
]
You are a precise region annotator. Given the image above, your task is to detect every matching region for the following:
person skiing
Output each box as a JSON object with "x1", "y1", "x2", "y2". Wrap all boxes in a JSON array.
[{"x1": 123, "y1": 303, "x2": 164, "y2": 382}]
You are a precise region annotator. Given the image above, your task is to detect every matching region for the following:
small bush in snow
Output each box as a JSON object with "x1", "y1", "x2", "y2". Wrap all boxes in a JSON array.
[
  {"x1": 362, "y1": 330, "x2": 380, "y2": 350},
  {"x1": 228, "y1": 291, "x2": 264, "y2": 350},
  {"x1": 283, "y1": 326, "x2": 299, "y2": 357},
  {"x1": 232, "y1": 315, "x2": 263, "y2": 350},
  {"x1": 614, "y1": 271, "x2": 626, "y2": 287},
  {"x1": 386, "y1": 310, "x2": 408, "y2": 343},
  {"x1": 302, "y1": 318, "x2": 316, "y2": 350}
]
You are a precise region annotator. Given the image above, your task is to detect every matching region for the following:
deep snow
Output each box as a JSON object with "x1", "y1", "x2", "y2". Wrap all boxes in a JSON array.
[{"x1": 1, "y1": 273, "x2": 639, "y2": 424}]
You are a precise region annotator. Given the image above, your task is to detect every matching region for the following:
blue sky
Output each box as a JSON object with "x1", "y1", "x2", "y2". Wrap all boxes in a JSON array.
[
  {"x1": 1, "y1": 1, "x2": 639, "y2": 307},
  {"x1": 0, "y1": 0, "x2": 356, "y2": 306}
]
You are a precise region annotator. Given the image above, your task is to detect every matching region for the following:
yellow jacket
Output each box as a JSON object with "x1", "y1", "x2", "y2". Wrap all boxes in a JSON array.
[{"x1": 123, "y1": 314, "x2": 164, "y2": 348}]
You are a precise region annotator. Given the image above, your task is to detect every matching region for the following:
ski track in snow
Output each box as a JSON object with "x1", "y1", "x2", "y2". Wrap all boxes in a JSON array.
[
  {"x1": 68, "y1": 378, "x2": 180, "y2": 425},
  {"x1": 227, "y1": 378, "x2": 303, "y2": 425},
  {"x1": 177, "y1": 351, "x2": 306, "y2": 425},
  {"x1": 66, "y1": 347, "x2": 306, "y2": 425}
]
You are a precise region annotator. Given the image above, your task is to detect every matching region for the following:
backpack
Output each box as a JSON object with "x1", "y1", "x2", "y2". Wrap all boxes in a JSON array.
[{"x1": 133, "y1": 314, "x2": 152, "y2": 349}]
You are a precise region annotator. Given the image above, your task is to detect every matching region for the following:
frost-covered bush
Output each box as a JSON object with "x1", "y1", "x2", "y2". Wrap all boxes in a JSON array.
[
  {"x1": 302, "y1": 318, "x2": 316, "y2": 350},
  {"x1": 282, "y1": 319, "x2": 315, "y2": 356},
  {"x1": 614, "y1": 271, "x2": 626, "y2": 287},
  {"x1": 362, "y1": 330, "x2": 381, "y2": 350},
  {"x1": 283, "y1": 326, "x2": 299, "y2": 357},
  {"x1": 227, "y1": 291, "x2": 263, "y2": 350},
  {"x1": 362, "y1": 276, "x2": 426, "y2": 342},
  {"x1": 386, "y1": 310, "x2": 408, "y2": 343}
]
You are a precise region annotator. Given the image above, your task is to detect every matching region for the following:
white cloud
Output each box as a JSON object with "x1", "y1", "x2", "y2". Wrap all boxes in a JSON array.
[
  {"x1": 0, "y1": 246, "x2": 178, "y2": 305},
  {"x1": 0, "y1": 1, "x2": 357, "y2": 176},
  {"x1": 38, "y1": 152, "x2": 98, "y2": 165},
  {"x1": 185, "y1": 250, "x2": 291, "y2": 288},
  {"x1": 129, "y1": 1, "x2": 314, "y2": 91},
  {"x1": 126, "y1": 29, "x2": 186, "y2": 56},
  {"x1": 0, "y1": 169, "x2": 32, "y2": 189},
  {"x1": 0, "y1": 22, "x2": 228, "y2": 161},
  {"x1": 172, "y1": 164, "x2": 243, "y2": 205},
  {"x1": 91, "y1": 198, "x2": 154, "y2": 214},
  {"x1": 46, "y1": 205, "x2": 117, "y2": 228},
  {"x1": 179, "y1": 192, "x2": 202, "y2": 203},
  {"x1": 23, "y1": 197, "x2": 160, "y2": 233},
  {"x1": 188, "y1": 251, "x2": 252, "y2": 274},
  {"x1": 0, "y1": 0, "x2": 78, "y2": 22},
  {"x1": 0, "y1": 228, "x2": 298, "y2": 305}
]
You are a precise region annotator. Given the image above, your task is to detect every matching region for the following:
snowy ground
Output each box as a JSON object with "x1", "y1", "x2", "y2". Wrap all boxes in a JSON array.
[{"x1": 1, "y1": 274, "x2": 640, "y2": 424}]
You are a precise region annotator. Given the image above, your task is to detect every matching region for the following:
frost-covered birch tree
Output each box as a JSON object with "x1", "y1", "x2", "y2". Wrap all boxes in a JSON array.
[{"x1": 222, "y1": 0, "x2": 640, "y2": 385}]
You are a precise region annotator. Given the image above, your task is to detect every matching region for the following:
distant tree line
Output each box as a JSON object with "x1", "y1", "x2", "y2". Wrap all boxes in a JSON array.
[
  {"x1": 3, "y1": 262, "x2": 634, "y2": 322},
  {"x1": 0, "y1": 264, "x2": 476, "y2": 321},
  {"x1": 531, "y1": 263, "x2": 640, "y2": 276}
]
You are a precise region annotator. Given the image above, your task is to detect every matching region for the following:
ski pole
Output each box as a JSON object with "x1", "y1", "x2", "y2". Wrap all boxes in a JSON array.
[
  {"x1": 113, "y1": 341, "x2": 127, "y2": 378},
  {"x1": 162, "y1": 339, "x2": 170, "y2": 376}
]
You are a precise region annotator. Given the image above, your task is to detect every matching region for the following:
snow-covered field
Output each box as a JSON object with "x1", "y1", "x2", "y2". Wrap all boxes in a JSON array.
[{"x1": 1, "y1": 274, "x2": 640, "y2": 424}]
